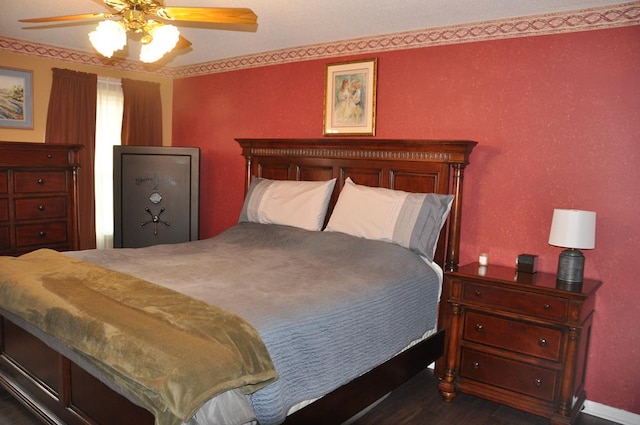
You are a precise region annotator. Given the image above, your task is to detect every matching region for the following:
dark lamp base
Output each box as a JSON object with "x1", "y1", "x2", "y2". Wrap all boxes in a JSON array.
[{"x1": 556, "y1": 248, "x2": 585, "y2": 284}]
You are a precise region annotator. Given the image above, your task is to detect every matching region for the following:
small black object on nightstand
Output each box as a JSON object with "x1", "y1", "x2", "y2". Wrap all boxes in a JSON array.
[{"x1": 516, "y1": 253, "x2": 538, "y2": 273}]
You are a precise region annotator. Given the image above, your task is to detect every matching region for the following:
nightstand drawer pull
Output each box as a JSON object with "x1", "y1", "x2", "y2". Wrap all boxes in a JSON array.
[
  {"x1": 538, "y1": 338, "x2": 547, "y2": 347},
  {"x1": 474, "y1": 324, "x2": 484, "y2": 332},
  {"x1": 534, "y1": 378, "x2": 542, "y2": 387},
  {"x1": 474, "y1": 289, "x2": 482, "y2": 297},
  {"x1": 472, "y1": 361, "x2": 480, "y2": 370},
  {"x1": 543, "y1": 303, "x2": 551, "y2": 310},
  {"x1": 37, "y1": 178, "x2": 45, "y2": 185},
  {"x1": 38, "y1": 231, "x2": 47, "y2": 237},
  {"x1": 38, "y1": 205, "x2": 45, "y2": 211}
]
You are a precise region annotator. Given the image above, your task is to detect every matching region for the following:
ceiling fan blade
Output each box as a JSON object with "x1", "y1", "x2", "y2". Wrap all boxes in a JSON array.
[
  {"x1": 158, "y1": 7, "x2": 257, "y2": 25},
  {"x1": 19, "y1": 13, "x2": 107, "y2": 23}
]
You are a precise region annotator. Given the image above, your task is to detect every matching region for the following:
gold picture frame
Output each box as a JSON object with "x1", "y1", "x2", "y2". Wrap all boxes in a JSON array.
[{"x1": 323, "y1": 58, "x2": 377, "y2": 136}]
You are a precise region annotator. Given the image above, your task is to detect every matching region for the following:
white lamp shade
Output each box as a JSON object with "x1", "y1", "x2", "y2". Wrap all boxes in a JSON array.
[{"x1": 548, "y1": 209, "x2": 596, "y2": 249}]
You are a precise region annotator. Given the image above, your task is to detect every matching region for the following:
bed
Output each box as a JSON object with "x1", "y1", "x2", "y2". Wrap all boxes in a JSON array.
[{"x1": 0, "y1": 138, "x2": 476, "y2": 425}]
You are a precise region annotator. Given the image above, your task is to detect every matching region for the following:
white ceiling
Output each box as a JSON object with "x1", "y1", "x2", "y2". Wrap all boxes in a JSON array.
[{"x1": 0, "y1": 0, "x2": 631, "y2": 68}]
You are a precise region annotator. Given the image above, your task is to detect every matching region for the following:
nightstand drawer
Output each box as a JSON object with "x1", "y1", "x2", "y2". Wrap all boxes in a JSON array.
[
  {"x1": 463, "y1": 311, "x2": 562, "y2": 361},
  {"x1": 460, "y1": 348, "x2": 558, "y2": 401},
  {"x1": 462, "y1": 281, "x2": 568, "y2": 321},
  {"x1": 15, "y1": 222, "x2": 68, "y2": 247},
  {"x1": 14, "y1": 171, "x2": 67, "y2": 193},
  {"x1": 14, "y1": 197, "x2": 67, "y2": 220}
]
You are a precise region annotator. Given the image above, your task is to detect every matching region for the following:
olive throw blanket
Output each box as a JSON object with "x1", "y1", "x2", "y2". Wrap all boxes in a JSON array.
[{"x1": 0, "y1": 249, "x2": 277, "y2": 425}]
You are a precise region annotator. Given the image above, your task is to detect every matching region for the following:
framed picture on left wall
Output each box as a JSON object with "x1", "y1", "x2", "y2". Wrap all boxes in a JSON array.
[{"x1": 0, "y1": 67, "x2": 34, "y2": 129}]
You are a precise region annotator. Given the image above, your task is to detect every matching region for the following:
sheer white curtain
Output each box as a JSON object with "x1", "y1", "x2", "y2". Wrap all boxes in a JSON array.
[{"x1": 95, "y1": 77, "x2": 123, "y2": 249}]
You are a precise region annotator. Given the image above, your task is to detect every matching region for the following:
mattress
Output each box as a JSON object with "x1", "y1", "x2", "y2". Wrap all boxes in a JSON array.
[{"x1": 63, "y1": 222, "x2": 442, "y2": 425}]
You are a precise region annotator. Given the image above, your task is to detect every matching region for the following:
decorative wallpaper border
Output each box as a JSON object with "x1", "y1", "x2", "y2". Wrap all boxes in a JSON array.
[
  {"x1": 2, "y1": 2, "x2": 639, "y2": 79},
  {"x1": 172, "y1": 2, "x2": 640, "y2": 79}
]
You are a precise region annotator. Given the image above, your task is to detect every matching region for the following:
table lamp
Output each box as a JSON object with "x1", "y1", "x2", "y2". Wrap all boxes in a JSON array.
[{"x1": 548, "y1": 209, "x2": 596, "y2": 284}]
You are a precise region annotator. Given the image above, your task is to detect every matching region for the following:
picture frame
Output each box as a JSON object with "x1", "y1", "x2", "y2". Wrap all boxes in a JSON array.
[
  {"x1": 0, "y1": 67, "x2": 34, "y2": 129},
  {"x1": 323, "y1": 58, "x2": 377, "y2": 136}
]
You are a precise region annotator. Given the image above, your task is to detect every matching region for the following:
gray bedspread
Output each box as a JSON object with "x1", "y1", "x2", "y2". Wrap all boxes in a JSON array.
[{"x1": 67, "y1": 222, "x2": 441, "y2": 424}]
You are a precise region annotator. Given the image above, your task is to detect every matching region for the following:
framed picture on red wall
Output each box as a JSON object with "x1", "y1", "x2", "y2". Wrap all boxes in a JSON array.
[{"x1": 323, "y1": 58, "x2": 377, "y2": 136}]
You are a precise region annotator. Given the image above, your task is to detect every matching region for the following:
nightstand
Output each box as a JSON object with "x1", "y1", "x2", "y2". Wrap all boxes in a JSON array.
[{"x1": 436, "y1": 263, "x2": 601, "y2": 425}]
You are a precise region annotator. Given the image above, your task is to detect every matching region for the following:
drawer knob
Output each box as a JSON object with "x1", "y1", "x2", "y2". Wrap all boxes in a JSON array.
[
  {"x1": 534, "y1": 378, "x2": 543, "y2": 387},
  {"x1": 472, "y1": 361, "x2": 480, "y2": 370},
  {"x1": 47, "y1": 154, "x2": 53, "y2": 159},
  {"x1": 538, "y1": 338, "x2": 547, "y2": 347},
  {"x1": 474, "y1": 323, "x2": 484, "y2": 332},
  {"x1": 474, "y1": 289, "x2": 482, "y2": 297},
  {"x1": 543, "y1": 303, "x2": 551, "y2": 310},
  {"x1": 38, "y1": 205, "x2": 46, "y2": 211},
  {"x1": 38, "y1": 231, "x2": 47, "y2": 238},
  {"x1": 37, "y1": 178, "x2": 45, "y2": 185}
]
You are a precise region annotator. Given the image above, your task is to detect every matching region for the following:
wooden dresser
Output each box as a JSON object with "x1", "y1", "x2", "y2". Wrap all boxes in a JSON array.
[
  {"x1": 0, "y1": 142, "x2": 81, "y2": 255},
  {"x1": 436, "y1": 262, "x2": 601, "y2": 425}
]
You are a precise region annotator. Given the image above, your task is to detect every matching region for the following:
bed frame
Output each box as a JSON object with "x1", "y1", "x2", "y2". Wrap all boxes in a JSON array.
[{"x1": 0, "y1": 138, "x2": 476, "y2": 425}]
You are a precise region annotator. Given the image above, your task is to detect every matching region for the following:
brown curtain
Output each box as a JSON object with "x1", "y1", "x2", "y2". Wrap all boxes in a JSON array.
[
  {"x1": 121, "y1": 78, "x2": 163, "y2": 146},
  {"x1": 45, "y1": 68, "x2": 97, "y2": 250}
]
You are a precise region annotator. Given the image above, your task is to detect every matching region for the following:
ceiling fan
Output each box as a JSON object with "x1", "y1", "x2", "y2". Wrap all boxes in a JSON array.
[{"x1": 19, "y1": 0, "x2": 258, "y2": 63}]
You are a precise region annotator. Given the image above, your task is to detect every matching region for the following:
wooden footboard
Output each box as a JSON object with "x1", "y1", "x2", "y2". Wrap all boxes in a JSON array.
[
  {"x1": 1, "y1": 313, "x2": 444, "y2": 425},
  {"x1": 0, "y1": 315, "x2": 154, "y2": 425}
]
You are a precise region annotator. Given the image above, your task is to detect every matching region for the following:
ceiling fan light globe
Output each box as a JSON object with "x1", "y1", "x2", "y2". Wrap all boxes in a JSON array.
[
  {"x1": 89, "y1": 20, "x2": 126, "y2": 58},
  {"x1": 139, "y1": 24, "x2": 180, "y2": 63}
]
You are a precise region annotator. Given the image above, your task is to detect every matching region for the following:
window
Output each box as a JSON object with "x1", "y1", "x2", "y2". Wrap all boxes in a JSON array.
[{"x1": 95, "y1": 77, "x2": 123, "y2": 249}]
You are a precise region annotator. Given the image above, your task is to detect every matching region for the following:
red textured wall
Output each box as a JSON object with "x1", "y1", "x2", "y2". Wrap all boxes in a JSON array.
[{"x1": 173, "y1": 26, "x2": 640, "y2": 414}]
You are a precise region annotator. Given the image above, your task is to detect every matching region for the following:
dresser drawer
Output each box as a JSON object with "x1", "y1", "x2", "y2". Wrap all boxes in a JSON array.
[
  {"x1": 0, "y1": 172, "x2": 7, "y2": 193},
  {"x1": 13, "y1": 172, "x2": 67, "y2": 193},
  {"x1": 462, "y1": 281, "x2": 568, "y2": 321},
  {"x1": 15, "y1": 222, "x2": 68, "y2": 248},
  {"x1": 14, "y1": 197, "x2": 67, "y2": 220},
  {"x1": 0, "y1": 199, "x2": 8, "y2": 222},
  {"x1": 463, "y1": 311, "x2": 562, "y2": 361},
  {"x1": 460, "y1": 348, "x2": 558, "y2": 401},
  {"x1": 0, "y1": 147, "x2": 72, "y2": 167}
]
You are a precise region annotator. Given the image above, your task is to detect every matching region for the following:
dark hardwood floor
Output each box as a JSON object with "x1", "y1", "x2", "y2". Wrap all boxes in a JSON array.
[
  {"x1": 350, "y1": 370, "x2": 620, "y2": 425},
  {"x1": 0, "y1": 370, "x2": 621, "y2": 425},
  {"x1": 0, "y1": 388, "x2": 43, "y2": 425}
]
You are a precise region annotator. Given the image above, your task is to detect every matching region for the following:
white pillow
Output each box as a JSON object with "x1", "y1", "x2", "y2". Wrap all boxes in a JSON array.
[
  {"x1": 239, "y1": 178, "x2": 336, "y2": 231},
  {"x1": 324, "y1": 178, "x2": 453, "y2": 260}
]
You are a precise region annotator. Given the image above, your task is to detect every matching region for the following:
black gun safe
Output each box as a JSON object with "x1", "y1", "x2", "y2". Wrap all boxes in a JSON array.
[{"x1": 113, "y1": 146, "x2": 199, "y2": 248}]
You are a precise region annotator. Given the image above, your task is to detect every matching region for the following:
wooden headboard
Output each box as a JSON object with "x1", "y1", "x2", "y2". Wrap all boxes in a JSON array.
[{"x1": 236, "y1": 138, "x2": 477, "y2": 271}]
